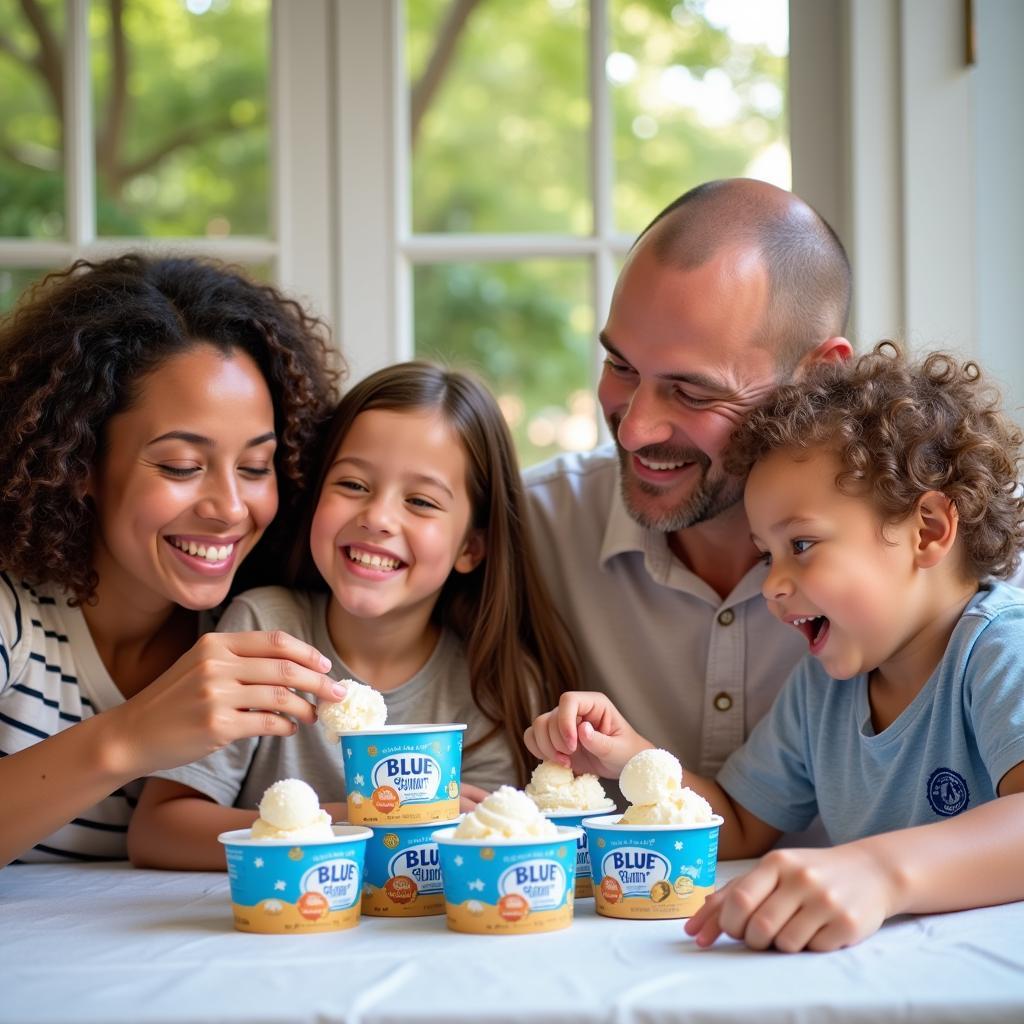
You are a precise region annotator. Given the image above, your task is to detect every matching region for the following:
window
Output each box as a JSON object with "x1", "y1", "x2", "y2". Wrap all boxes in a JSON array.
[{"x1": 401, "y1": 0, "x2": 789, "y2": 463}]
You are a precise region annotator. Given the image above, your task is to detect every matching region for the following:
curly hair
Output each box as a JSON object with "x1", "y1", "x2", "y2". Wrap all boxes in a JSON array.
[
  {"x1": 288, "y1": 361, "x2": 581, "y2": 785},
  {"x1": 725, "y1": 341, "x2": 1024, "y2": 580},
  {"x1": 0, "y1": 253, "x2": 343, "y2": 602}
]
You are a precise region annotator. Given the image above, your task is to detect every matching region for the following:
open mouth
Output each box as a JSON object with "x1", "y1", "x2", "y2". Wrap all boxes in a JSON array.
[
  {"x1": 792, "y1": 614, "x2": 830, "y2": 652},
  {"x1": 166, "y1": 536, "x2": 236, "y2": 565},
  {"x1": 345, "y1": 546, "x2": 406, "y2": 573}
]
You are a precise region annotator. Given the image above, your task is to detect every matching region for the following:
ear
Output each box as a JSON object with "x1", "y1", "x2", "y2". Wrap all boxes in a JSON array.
[
  {"x1": 453, "y1": 529, "x2": 486, "y2": 574},
  {"x1": 794, "y1": 336, "x2": 853, "y2": 379},
  {"x1": 913, "y1": 490, "x2": 959, "y2": 569}
]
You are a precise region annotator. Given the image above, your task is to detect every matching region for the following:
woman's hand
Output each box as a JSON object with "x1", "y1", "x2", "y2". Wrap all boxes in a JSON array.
[{"x1": 111, "y1": 630, "x2": 347, "y2": 776}]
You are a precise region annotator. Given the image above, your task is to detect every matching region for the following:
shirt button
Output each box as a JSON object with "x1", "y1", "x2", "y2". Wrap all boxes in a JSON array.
[
  {"x1": 717, "y1": 609, "x2": 735, "y2": 626},
  {"x1": 713, "y1": 692, "x2": 733, "y2": 712}
]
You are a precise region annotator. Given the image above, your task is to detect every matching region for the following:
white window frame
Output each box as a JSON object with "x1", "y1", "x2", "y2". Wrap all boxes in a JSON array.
[{"x1": 0, "y1": 0, "x2": 336, "y2": 332}]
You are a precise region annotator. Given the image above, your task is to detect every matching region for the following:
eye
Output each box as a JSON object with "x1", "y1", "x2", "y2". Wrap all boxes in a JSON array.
[
  {"x1": 792, "y1": 538, "x2": 815, "y2": 555},
  {"x1": 674, "y1": 389, "x2": 716, "y2": 408},
  {"x1": 756, "y1": 550, "x2": 772, "y2": 567},
  {"x1": 159, "y1": 464, "x2": 200, "y2": 479},
  {"x1": 240, "y1": 465, "x2": 274, "y2": 478},
  {"x1": 336, "y1": 479, "x2": 368, "y2": 493},
  {"x1": 603, "y1": 356, "x2": 635, "y2": 376},
  {"x1": 408, "y1": 496, "x2": 441, "y2": 511}
]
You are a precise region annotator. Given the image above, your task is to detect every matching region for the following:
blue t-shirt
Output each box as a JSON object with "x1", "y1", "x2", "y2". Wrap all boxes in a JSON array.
[{"x1": 717, "y1": 581, "x2": 1024, "y2": 844}]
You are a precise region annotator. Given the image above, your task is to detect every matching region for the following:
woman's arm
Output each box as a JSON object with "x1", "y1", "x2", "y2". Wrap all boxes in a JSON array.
[{"x1": 0, "y1": 630, "x2": 346, "y2": 868}]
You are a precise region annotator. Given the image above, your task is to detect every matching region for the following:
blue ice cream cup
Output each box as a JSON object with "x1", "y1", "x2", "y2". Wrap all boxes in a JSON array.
[
  {"x1": 218, "y1": 824, "x2": 372, "y2": 934},
  {"x1": 432, "y1": 824, "x2": 582, "y2": 935},
  {"x1": 362, "y1": 818, "x2": 461, "y2": 917},
  {"x1": 338, "y1": 724, "x2": 466, "y2": 825},
  {"x1": 582, "y1": 813, "x2": 723, "y2": 919},
  {"x1": 541, "y1": 802, "x2": 617, "y2": 898}
]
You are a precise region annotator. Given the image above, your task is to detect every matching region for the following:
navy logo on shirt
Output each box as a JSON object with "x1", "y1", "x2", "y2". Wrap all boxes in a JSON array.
[{"x1": 927, "y1": 767, "x2": 969, "y2": 816}]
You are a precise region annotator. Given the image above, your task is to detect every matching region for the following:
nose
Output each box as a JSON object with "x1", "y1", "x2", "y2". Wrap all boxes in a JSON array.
[
  {"x1": 195, "y1": 469, "x2": 247, "y2": 525},
  {"x1": 615, "y1": 383, "x2": 674, "y2": 452},
  {"x1": 761, "y1": 560, "x2": 794, "y2": 603},
  {"x1": 358, "y1": 493, "x2": 397, "y2": 534}
]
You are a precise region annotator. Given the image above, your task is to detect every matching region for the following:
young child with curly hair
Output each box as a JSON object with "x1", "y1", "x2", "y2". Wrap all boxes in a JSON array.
[
  {"x1": 526, "y1": 342, "x2": 1024, "y2": 952},
  {"x1": 0, "y1": 254, "x2": 344, "y2": 866}
]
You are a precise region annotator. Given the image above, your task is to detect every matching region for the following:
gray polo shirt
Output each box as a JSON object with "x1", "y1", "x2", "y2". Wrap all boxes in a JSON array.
[{"x1": 523, "y1": 446, "x2": 806, "y2": 777}]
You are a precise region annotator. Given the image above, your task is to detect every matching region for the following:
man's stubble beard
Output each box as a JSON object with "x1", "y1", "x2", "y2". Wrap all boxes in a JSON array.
[{"x1": 609, "y1": 416, "x2": 745, "y2": 533}]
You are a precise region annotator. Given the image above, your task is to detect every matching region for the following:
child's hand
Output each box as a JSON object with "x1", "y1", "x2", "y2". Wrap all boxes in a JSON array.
[
  {"x1": 523, "y1": 692, "x2": 652, "y2": 778},
  {"x1": 460, "y1": 783, "x2": 490, "y2": 813},
  {"x1": 685, "y1": 845, "x2": 892, "y2": 952}
]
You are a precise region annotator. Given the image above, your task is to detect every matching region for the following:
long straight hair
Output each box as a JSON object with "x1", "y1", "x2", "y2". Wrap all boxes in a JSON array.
[{"x1": 289, "y1": 361, "x2": 580, "y2": 785}]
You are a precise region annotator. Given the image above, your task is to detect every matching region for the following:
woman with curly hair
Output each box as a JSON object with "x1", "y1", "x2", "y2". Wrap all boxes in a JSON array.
[
  {"x1": 528, "y1": 342, "x2": 1024, "y2": 952},
  {"x1": 0, "y1": 253, "x2": 346, "y2": 867}
]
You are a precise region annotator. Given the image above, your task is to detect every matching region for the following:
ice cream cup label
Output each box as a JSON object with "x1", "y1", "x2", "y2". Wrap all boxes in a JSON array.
[
  {"x1": 218, "y1": 826, "x2": 372, "y2": 934},
  {"x1": 433, "y1": 825, "x2": 581, "y2": 935},
  {"x1": 583, "y1": 813, "x2": 723, "y2": 920},
  {"x1": 362, "y1": 819, "x2": 459, "y2": 917},
  {"x1": 340, "y1": 725, "x2": 466, "y2": 825},
  {"x1": 542, "y1": 807, "x2": 612, "y2": 898}
]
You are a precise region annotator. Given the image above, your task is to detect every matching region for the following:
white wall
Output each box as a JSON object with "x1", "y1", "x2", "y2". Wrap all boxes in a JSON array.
[{"x1": 974, "y1": 0, "x2": 1024, "y2": 420}]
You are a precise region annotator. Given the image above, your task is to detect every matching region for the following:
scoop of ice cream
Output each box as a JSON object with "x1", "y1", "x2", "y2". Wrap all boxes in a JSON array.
[
  {"x1": 318, "y1": 678, "x2": 387, "y2": 738},
  {"x1": 525, "y1": 760, "x2": 611, "y2": 812},
  {"x1": 617, "y1": 749, "x2": 713, "y2": 825},
  {"x1": 251, "y1": 779, "x2": 333, "y2": 840},
  {"x1": 453, "y1": 785, "x2": 559, "y2": 840},
  {"x1": 619, "y1": 748, "x2": 682, "y2": 806},
  {"x1": 618, "y1": 786, "x2": 714, "y2": 825}
]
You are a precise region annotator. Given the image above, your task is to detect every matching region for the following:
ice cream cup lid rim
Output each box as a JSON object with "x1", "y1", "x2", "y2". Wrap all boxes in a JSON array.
[
  {"x1": 581, "y1": 812, "x2": 725, "y2": 831},
  {"x1": 541, "y1": 799, "x2": 618, "y2": 817},
  {"x1": 217, "y1": 824, "x2": 374, "y2": 846},
  {"x1": 430, "y1": 823, "x2": 582, "y2": 846},
  {"x1": 335, "y1": 722, "x2": 468, "y2": 737}
]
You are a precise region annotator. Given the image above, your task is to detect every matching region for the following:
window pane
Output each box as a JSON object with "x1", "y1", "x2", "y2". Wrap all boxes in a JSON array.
[
  {"x1": 406, "y1": 0, "x2": 589, "y2": 235},
  {"x1": 610, "y1": 0, "x2": 789, "y2": 234},
  {"x1": 92, "y1": 0, "x2": 270, "y2": 238},
  {"x1": 0, "y1": 0, "x2": 65, "y2": 238},
  {"x1": 413, "y1": 260, "x2": 596, "y2": 467},
  {"x1": 0, "y1": 267, "x2": 56, "y2": 313}
]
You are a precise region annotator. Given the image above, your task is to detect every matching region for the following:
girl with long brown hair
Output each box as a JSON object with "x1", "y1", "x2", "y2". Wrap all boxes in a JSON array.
[{"x1": 131, "y1": 362, "x2": 581, "y2": 868}]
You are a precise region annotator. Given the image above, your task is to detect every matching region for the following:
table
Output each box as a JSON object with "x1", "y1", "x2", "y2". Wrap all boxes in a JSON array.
[{"x1": 2, "y1": 860, "x2": 1023, "y2": 1024}]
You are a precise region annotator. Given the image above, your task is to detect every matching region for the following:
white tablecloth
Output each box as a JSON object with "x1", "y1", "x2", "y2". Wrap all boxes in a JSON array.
[{"x1": 2, "y1": 859, "x2": 1023, "y2": 1024}]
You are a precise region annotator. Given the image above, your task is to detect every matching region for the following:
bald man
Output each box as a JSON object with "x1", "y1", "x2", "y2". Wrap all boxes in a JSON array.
[{"x1": 524, "y1": 179, "x2": 853, "y2": 777}]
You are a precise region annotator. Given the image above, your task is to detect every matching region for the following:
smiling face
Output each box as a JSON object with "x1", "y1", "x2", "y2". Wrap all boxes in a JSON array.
[
  {"x1": 88, "y1": 344, "x2": 278, "y2": 613},
  {"x1": 745, "y1": 445, "x2": 926, "y2": 681},
  {"x1": 309, "y1": 407, "x2": 483, "y2": 633},
  {"x1": 598, "y1": 241, "x2": 781, "y2": 534}
]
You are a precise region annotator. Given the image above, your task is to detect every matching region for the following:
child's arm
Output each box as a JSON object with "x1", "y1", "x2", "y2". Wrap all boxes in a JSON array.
[
  {"x1": 128, "y1": 780, "x2": 259, "y2": 870},
  {"x1": 127, "y1": 779, "x2": 349, "y2": 870},
  {"x1": 525, "y1": 692, "x2": 781, "y2": 858},
  {"x1": 686, "y1": 763, "x2": 1024, "y2": 953}
]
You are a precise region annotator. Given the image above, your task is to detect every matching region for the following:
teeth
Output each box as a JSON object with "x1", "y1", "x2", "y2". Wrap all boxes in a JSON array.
[
  {"x1": 792, "y1": 616, "x2": 820, "y2": 626},
  {"x1": 348, "y1": 548, "x2": 401, "y2": 571},
  {"x1": 171, "y1": 538, "x2": 233, "y2": 562},
  {"x1": 637, "y1": 455, "x2": 688, "y2": 471}
]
